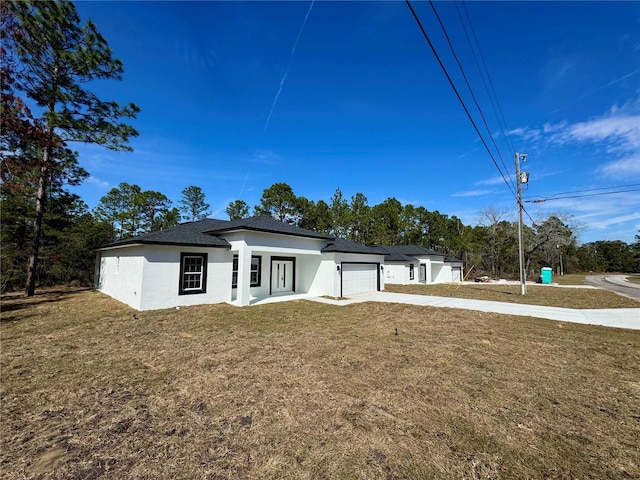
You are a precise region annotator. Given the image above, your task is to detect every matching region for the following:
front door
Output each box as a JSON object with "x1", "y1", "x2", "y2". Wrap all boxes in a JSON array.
[
  {"x1": 419, "y1": 264, "x2": 427, "y2": 283},
  {"x1": 271, "y1": 260, "x2": 294, "y2": 293}
]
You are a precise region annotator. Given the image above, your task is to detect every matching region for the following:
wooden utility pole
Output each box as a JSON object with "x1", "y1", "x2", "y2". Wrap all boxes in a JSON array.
[{"x1": 515, "y1": 153, "x2": 528, "y2": 295}]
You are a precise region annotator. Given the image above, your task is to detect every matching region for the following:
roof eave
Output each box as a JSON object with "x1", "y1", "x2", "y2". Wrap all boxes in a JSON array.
[
  {"x1": 206, "y1": 226, "x2": 334, "y2": 241},
  {"x1": 96, "y1": 240, "x2": 231, "y2": 251}
]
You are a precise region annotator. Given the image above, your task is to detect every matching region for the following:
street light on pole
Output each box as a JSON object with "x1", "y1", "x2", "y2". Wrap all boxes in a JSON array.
[{"x1": 515, "y1": 153, "x2": 529, "y2": 295}]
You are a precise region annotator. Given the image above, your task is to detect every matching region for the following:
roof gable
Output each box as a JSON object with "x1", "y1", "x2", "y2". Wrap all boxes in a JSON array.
[
  {"x1": 97, "y1": 217, "x2": 335, "y2": 250},
  {"x1": 204, "y1": 216, "x2": 334, "y2": 240},
  {"x1": 321, "y1": 238, "x2": 384, "y2": 255},
  {"x1": 380, "y1": 245, "x2": 442, "y2": 256},
  {"x1": 98, "y1": 219, "x2": 231, "y2": 249}
]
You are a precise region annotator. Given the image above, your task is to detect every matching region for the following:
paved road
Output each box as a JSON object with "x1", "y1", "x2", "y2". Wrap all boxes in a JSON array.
[{"x1": 585, "y1": 275, "x2": 640, "y2": 301}]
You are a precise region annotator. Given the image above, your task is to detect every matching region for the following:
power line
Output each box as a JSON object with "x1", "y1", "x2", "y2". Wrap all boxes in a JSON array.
[
  {"x1": 523, "y1": 183, "x2": 640, "y2": 200},
  {"x1": 427, "y1": 0, "x2": 515, "y2": 197},
  {"x1": 525, "y1": 188, "x2": 640, "y2": 203},
  {"x1": 404, "y1": 0, "x2": 515, "y2": 199},
  {"x1": 454, "y1": 1, "x2": 517, "y2": 182}
]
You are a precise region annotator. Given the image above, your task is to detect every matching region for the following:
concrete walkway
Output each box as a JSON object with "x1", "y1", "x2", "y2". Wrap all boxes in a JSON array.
[{"x1": 309, "y1": 291, "x2": 640, "y2": 330}]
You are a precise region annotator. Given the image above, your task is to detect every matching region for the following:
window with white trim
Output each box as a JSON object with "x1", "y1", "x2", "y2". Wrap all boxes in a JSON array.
[
  {"x1": 409, "y1": 263, "x2": 415, "y2": 280},
  {"x1": 232, "y1": 255, "x2": 261, "y2": 288},
  {"x1": 179, "y1": 253, "x2": 207, "y2": 295}
]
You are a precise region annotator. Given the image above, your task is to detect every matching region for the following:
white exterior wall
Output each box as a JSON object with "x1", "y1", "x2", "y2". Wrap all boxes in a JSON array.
[
  {"x1": 310, "y1": 257, "x2": 340, "y2": 296},
  {"x1": 140, "y1": 245, "x2": 232, "y2": 310},
  {"x1": 416, "y1": 255, "x2": 444, "y2": 284},
  {"x1": 223, "y1": 231, "x2": 328, "y2": 254},
  {"x1": 384, "y1": 263, "x2": 407, "y2": 284},
  {"x1": 297, "y1": 255, "x2": 324, "y2": 295},
  {"x1": 432, "y1": 262, "x2": 461, "y2": 283},
  {"x1": 383, "y1": 255, "x2": 460, "y2": 285},
  {"x1": 384, "y1": 262, "x2": 424, "y2": 285},
  {"x1": 96, "y1": 247, "x2": 145, "y2": 310}
]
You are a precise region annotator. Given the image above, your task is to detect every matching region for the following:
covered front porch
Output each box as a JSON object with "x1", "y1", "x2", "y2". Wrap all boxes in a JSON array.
[{"x1": 228, "y1": 246, "x2": 331, "y2": 307}]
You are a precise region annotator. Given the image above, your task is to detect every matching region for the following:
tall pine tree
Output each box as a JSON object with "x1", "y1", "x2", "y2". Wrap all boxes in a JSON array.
[
  {"x1": 4, "y1": 1, "x2": 139, "y2": 296},
  {"x1": 179, "y1": 186, "x2": 211, "y2": 222}
]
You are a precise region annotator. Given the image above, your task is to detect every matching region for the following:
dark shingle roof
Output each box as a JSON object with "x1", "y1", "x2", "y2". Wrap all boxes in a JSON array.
[
  {"x1": 98, "y1": 217, "x2": 334, "y2": 250},
  {"x1": 98, "y1": 219, "x2": 231, "y2": 249},
  {"x1": 384, "y1": 252, "x2": 418, "y2": 262},
  {"x1": 321, "y1": 238, "x2": 385, "y2": 255},
  {"x1": 98, "y1": 218, "x2": 440, "y2": 261},
  {"x1": 379, "y1": 245, "x2": 442, "y2": 256},
  {"x1": 204, "y1": 216, "x2": 334, "y2": 240}
]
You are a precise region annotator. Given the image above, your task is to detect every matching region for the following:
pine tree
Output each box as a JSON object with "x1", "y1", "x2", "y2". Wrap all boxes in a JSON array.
[
  {"x1": 5, "y1": 0, "x2": 139, "y2": 296},
  {"x1": 179, "y1": 186, "x2": 211, "y2": 222}
]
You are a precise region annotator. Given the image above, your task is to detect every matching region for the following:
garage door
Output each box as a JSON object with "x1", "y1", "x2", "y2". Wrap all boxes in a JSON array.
[
  {"x1": 452, "y1": 267, "x2": 462, "y2": 282},
  {"x1": 342, "y1": 263, "x2": 379, "y2": 296}
]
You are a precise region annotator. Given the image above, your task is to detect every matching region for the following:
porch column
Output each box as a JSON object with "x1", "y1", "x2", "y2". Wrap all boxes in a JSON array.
[
  {"x1": 426, "y1": 260, "x2": 432, "y2": 284},
  {"x1": 236, "y1": 243, "x2": 252, "y2": 306}
]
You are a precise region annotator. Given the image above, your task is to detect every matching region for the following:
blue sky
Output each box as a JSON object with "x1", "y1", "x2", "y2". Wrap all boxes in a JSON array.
[{"x1": 71, "y1": 1, "x2": 640, "y2": 244}]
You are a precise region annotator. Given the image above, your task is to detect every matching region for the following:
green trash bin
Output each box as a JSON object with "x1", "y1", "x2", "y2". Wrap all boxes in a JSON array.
[{"x1": 541, "y1": 267, "x2": 553, "y2": 284}]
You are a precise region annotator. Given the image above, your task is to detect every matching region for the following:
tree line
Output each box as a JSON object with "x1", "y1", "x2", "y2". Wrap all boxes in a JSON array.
[
  {"x1": 2, "y1": 1, "x2": 638, "y2": 294},
  {"x1": 5, "y1": 172, "x2": 639, "y2": 292}
]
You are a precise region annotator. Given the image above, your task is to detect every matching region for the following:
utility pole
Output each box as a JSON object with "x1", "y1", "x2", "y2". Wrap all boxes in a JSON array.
[
  {"x1": 515, "y1": 153, "x2": 528, "y2": 295},
  {"x1": 557, "y1": 244, "x2": 564, "y2": 276}
]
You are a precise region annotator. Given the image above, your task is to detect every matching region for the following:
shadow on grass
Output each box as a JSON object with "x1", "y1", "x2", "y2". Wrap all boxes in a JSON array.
[{"x1": 1, "y1": 287, "x2": 91, "y2": 322}]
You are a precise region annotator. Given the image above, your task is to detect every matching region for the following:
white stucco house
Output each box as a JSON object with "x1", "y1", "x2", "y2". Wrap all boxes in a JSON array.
[
  {"x1": 95, "y1": 216, "x2": 385, "y2": 310},
  {"x1": 376, "y1": 245, "x2": 464, "y2": 285}
]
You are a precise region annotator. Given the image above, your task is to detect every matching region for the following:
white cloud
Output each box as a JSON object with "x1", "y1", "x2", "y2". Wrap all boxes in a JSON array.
[
  {"x1": 588, "y1": 211, "x2": 640, "y2": 230},
  {"x1": 86, "y1": 176, "x2": 109, "y2": 188},
  {"x1": 547, "y1": 101, "x2": 640, "y2": 152},
  {"x1": 530, "y1": 189, "x2": 640, "y2": 243},
  {"x1": 250, "y1": 149, "x2": 282, "y2": 165},
  {"x1": 507, "y1": 127, "x2": 541, "y2": 143},
  {"x1": 599, "y1": 155, "x2": 640, "y2": 179},
  {"x1": 511, "y1": 100, "x2": 640, "y2": 191},
  {"x1": 511, "y1": 100, "x2": 640, "y2": 154},
  {"x1": 475, "y1": 175, "x2": 513, "y2": 187},
  {"x1": 452, "y1": 189, "x2": 494, "y2": 198},
  {"x1": 562, "y1": 113, "x2": 640, "y2": 151}
]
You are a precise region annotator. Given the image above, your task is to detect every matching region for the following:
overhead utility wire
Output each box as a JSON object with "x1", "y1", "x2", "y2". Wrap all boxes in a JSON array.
[
  {"x1": 525, "y1": 188, "x2": 640, "y2": 203},
  {"x1": 429, "y1": 0, "x2": 535, "y2": 225},
  {"x1": 406, "y1": 0, "x2": 535, "y2": 225},
  {"x1": 454, "y1": 0, "x2": 517, "y2": 180},
  {"x1": 404, "y1": 0, "x2": 514, "y2": 199},
  {"x1": 428, "y1": 0, "x2": 515, "y2": 197},
  {"x1": 523, "y1": 183, "x2": 640, "y2": 200}
]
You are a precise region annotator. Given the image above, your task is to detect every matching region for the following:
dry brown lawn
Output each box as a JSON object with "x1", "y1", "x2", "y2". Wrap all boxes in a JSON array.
[
  {"x1": 1, "y1": 288, "x2": 639, "y2": 479},
  {"x1": 626, "y1": 275, "x2": 640, "y2": 286},
  {"x1": 385, "y1": 283, "x2": 639, "y2": 309},
  {"x1": 550, "y1": 274, "x2": 591, "y2": 286}
]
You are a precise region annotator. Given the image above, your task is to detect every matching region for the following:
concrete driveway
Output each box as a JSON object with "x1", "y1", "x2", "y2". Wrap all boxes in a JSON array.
[{"x1": 311, "y1": 291, "x2": 640, "y2": 330}]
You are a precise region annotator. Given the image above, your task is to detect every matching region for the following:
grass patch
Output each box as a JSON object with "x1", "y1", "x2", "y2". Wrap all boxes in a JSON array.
[
  {"x1": 549, "y1": 274, "x2": 590, "y2": 286},
  {"x1": 1, "y1": 288, "x2": 639, "y2": 479},
  {"x1": 626, "y1": 275, "x2": 640, "y2": 285},
  {"x1": 385, "y1": 283, "x2": 639, "y2": 309}
]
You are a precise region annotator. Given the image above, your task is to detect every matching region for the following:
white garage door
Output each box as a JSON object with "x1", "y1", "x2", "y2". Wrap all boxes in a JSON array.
[
  {"x1": 342, "y1": 263, "x2": 379, "y2": 296},
  {"x1": 452, "y1": 267, "x2": 462, "y2": 282}
]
